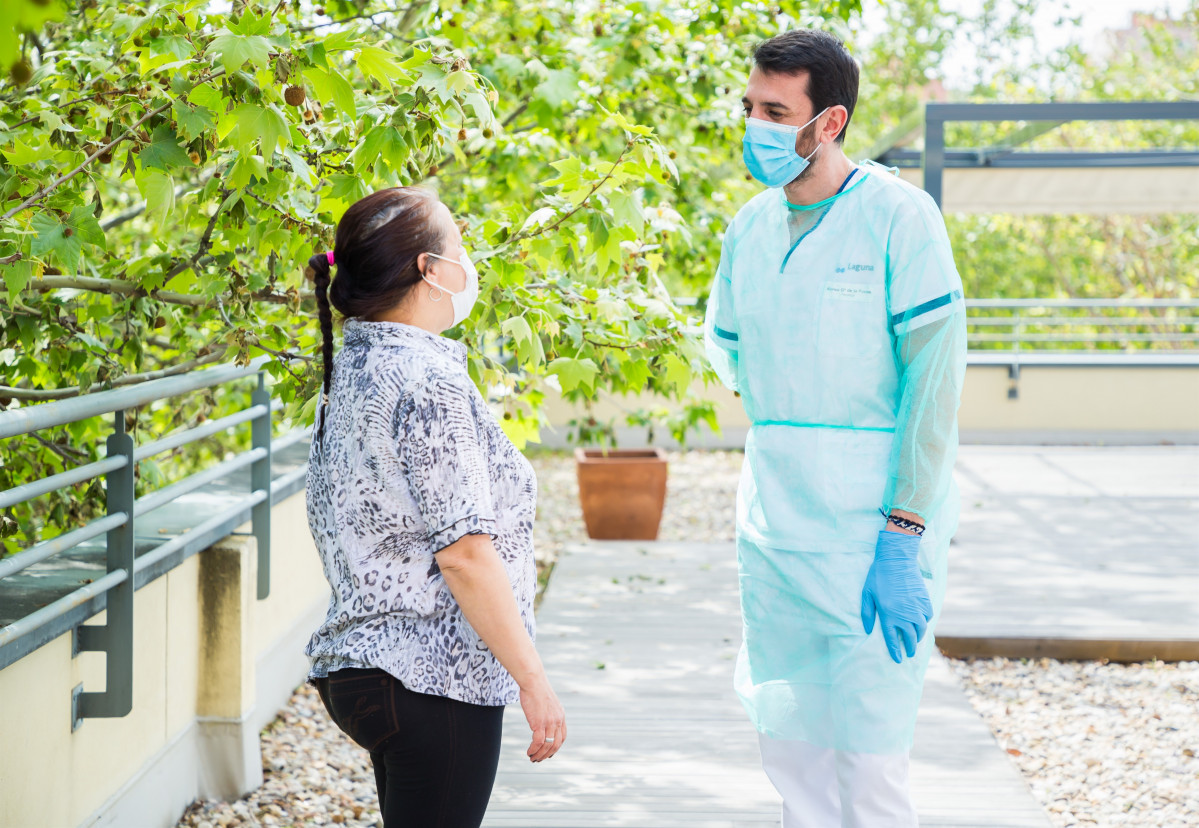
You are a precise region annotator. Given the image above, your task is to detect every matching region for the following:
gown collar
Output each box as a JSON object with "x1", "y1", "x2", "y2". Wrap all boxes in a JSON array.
[{"x1": 783, "y1": 164, "x2": 869, "y2": 212}]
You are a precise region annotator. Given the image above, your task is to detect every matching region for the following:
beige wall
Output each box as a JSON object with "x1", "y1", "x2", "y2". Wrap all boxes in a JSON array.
[
  {"x1": 539, "y1": 364, "x2": 1199, "y2": 446},
  {"x1": 0, "y1": 573, "x2": 179, "y2": 828},
  {"x1": 244, "y1": 493, "x2": 330, "y2": 664},
  {"x1": 896, "y1": 166, "x2": 1199, "y2": 214},
  {"x1": 958, "y1": 365, "x2": 1199, "y2": 435},
  {"x1": 0, "y1": 490, "x2": 330, "y2": 828}
]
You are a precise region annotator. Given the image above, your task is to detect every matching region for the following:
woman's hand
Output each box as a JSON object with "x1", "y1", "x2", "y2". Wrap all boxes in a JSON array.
[
  {"x1": 519, "y1": 672, "x2": 566, "y2": 762},
  {"x1": 437, "y1": 534, "x2": 565, "y2": 760}
]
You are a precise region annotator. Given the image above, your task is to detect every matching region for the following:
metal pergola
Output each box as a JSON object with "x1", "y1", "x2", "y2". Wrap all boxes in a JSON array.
[{"x1": 869, "y1": 101, "x2": 1199, "y2": 214}]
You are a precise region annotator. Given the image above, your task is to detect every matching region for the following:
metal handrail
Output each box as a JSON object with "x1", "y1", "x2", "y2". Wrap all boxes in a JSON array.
[
  {"x1": 0, "y1": 358, "x2": 267, "y2": 440},
  {"x1": 967, "y1": 299, "x2": 1199, "y2": 309},
  {"x1": 964, "y1": 299, "x2": 1198, "y2": 355},
  {"x1": 0, "y1": 455, "x2": 128, "y2": 511},
  {"x1": 0, "y1": 358, "x2": 287, "y2": 728}
]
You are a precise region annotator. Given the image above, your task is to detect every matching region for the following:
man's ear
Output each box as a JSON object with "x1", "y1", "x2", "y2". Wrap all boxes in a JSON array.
[{"x1": 824, "y1": 106, "x2": 849, "y2": 141}]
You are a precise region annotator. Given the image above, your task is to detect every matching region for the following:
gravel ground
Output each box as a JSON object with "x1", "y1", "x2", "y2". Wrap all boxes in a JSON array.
[
  {"x1": 949, "y1": 657, "x2": 1199, "y2": 828},
  {"x1": 177, "y1": 449, "x2": 1198, "y2": 828}
]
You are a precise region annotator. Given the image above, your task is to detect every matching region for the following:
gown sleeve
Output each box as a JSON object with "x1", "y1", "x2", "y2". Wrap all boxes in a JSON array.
[
  {"x1": 704, "y1": 228, "x2": 741, "y2": 392},
  {"x1": 882, "y1": 192, "x2": 968, "y2": 525}
]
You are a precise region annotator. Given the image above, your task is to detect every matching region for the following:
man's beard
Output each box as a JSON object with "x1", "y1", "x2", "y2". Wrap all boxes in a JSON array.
[{"x1": 788, "y1": 139, "x2": 822, "y2": 186}]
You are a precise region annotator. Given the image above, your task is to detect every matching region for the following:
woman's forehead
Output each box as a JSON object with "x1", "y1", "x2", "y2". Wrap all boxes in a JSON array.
[{"x1": 434, "y1": 201, "x2": 462, "y2": 242}]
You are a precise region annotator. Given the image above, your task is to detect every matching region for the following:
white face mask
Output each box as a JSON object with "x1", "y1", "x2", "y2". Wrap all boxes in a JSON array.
[{"x1": 424, "y1": 251, "x2": 479, "y2": 328}]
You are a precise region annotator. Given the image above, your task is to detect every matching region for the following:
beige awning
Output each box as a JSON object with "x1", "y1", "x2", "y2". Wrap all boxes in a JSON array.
[{"x1": 896, "y1": 167, "x2": 1199, "y2": 214}]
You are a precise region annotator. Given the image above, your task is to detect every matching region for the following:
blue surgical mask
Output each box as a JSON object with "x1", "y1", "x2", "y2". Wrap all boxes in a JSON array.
[{"x1": 742, "y1": 108, "x2": 829, "y2": 188}]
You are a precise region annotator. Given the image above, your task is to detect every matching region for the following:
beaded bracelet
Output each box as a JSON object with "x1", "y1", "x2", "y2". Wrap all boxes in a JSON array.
[{"x1": 879, "y1": 508, "x2": 925, "y2": 536}]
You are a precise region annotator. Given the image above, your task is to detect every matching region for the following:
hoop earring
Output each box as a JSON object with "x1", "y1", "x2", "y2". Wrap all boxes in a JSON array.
[{"x1": 429, "y1": 286, "x2": 444, "y2": 302}]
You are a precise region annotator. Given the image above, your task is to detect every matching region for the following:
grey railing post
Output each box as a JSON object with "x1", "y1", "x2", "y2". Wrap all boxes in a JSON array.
[
  {"x1": 73, "y1": 410, "x2": 135, "y2": 728},
  {"x1": 923, "y1": 106, "x2": 945, "y2": 210},
  {"x1": 251, "y1": 372, "x2": 272, "y2": 600}
]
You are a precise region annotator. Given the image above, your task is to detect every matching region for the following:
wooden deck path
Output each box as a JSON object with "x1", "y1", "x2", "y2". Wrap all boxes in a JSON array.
[
  {"x1": 939, "y1": 446, "x2": 1199, "y2": 661},
  {"x1": 484, "y1": 540, "x2": 1050, "y2": 827}
]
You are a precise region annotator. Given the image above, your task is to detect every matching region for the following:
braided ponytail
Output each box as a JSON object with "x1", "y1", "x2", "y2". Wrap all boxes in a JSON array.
[{"x1": 307, "y1": 251, "x2": 335, "y2": 444}]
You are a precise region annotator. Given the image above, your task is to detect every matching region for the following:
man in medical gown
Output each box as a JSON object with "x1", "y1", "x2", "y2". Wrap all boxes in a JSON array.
[{"x1": 704, "y1": 29, "x2": 967, "y2": 827}]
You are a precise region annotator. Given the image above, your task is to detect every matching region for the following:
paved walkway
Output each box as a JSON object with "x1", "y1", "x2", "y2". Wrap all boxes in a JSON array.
[
  {"x1": 940, "y1": 446, "x2": 1199, "y2": 660},
  {"x1": 484, "y1": 540, "x2": 1050, "y2": 827}
]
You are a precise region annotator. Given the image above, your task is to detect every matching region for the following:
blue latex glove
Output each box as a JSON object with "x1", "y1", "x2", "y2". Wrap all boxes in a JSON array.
[{"x1": 860, "y1": 530, "x2": 934, "y2": 664}]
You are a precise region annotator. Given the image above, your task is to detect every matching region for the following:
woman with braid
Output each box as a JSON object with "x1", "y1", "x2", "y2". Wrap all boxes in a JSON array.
[{"x1": 302, "y1": 187, "x2": 565, "y2": 828}]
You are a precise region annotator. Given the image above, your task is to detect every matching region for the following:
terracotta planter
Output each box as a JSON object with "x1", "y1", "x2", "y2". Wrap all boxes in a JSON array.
[{"x1": 574, "y1": 448, "x2": 668, "y2": 540}]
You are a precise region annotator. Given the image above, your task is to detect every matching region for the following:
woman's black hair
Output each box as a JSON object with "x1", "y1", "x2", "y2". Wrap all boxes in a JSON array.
[
  {"x1": 753, "y1": 29, "x2": 860, "y2": 144},
  {"x1": 305, "y1": 187, "x2": 450, "y2": 443}
]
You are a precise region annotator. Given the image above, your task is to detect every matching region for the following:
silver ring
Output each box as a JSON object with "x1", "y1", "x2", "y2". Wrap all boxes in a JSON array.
[{"x1": 544, "y1": 737, "x2": 555, "y2": 742}]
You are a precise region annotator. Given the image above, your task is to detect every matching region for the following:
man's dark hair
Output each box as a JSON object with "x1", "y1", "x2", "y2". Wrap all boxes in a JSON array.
[{"x1": 753, "y1": 29, "x2": 859, "y2": 144}]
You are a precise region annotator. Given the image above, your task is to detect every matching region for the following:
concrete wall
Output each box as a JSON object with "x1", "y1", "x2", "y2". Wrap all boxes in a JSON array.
[
  {"x1": 0, "y1": 492, "x2": 330, "y2": 828},
  {"x1": 537, "y1": 364, "x2": 1199, "y2": 448}
]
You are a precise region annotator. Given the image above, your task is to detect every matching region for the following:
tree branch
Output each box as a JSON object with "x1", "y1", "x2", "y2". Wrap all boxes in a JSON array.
[
  {"x1": 1, "y1": 67, "x2": 227, "y2": 223},
  {"x1": 0, "y1": 347, "x2": 230, "y2": 401},
  {"x1": 6, "y1": 88, "x2": 124, "y2": 130},
  {"x1": 396, "y1": 1, "x2": 433, "y2": 36},
  {"x1": 501, "y1": 99, "x2": 530, "y2": 128},
  {"x1": 24, "y1": 275, "x2": 313, "y2": 306},
  {"x1": 293, "y1": 10, "x2": 396, "y2": 33},
  {"x1": 243, "y1": 192, "x2": 326, "y2": 236},
  {"x1": 31, "y1": 432, "x2": 89, "y2": 464},
  {"x1": 509, "y1": 140, "x2": 635, "y2": 244},
  {"x1": 1, "y1": 100, "x2": 174, "y2": 223}
]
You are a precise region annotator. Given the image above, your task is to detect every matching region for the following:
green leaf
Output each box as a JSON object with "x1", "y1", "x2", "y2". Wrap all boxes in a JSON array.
[
  {"x1": 595, "y1": 298, "x2": 626, "y2": 323},
  {"x1": 226, "y1": 103, "x2": 289, "y2": 157},
  {"x1": 348, "y1": 126, "x2": 388, "y2": 173},
  {"x1": 400, "y1": 49, "x2": 433, "y2": 69},
  {"x1": 501, "y1": 316, "x2": 544, "y2": 366},
  {"x1": 187, "y1": 82, "x2": 224, "y2": 112},
  {"x1": 541, "y1": 156, "x2": 585, "y2": 191},
  {"x1": 157, "y1": 35, "x2": 195, "y2": 61},
  {"x1": 445, "y1": 70, "x2": 473, "y2": 94},
  {"x1": 173, "y1": 100, "x2": 216, "y2": 143},
  {"x1": 321, "y1": 29, "x2": 362, "y2": 52},
  {"x1": 621, "y1": 357, "x2": 652, "y2": 393},
  {"x1": 228, "y1": 154, "x2": 268, "y2": 189},
  {"x1": 66, "y1": 206, "x2": 106, "y2": 249},
  {"x1": 608, "y1": 190, "x2": 645, "y2": 235},
  {"x1": 501, "y1": 316, "x2": 534, "y2": 348},
  {"x1": 662, "y1": 354, "x2": 692, "y2": 393},
  {"x1": 534, "y1": 68, "x2": 579, "y2": 108},
  {"x1": 358, "y1": 45, "x2": 412, "y2": 91},
  {"x1": 226, "y1": 7, "x2": 273, "y2": 36},
  {"x1": 548, "y1": 357, "x2": 599, "y2": 393},
  {"x1": 282, "y1": 147, "x2": 316, "y2": 187},
  {"x1": 304, "y1": 66, "x2": 356, "y2": 121},
  {"x1": 134, "y1": 169, "x2": 175, "y2": 230},
  {"x1": 31, "y1": 213, "x2": 84, "y2": 272},
  {"x1": 208, "y1": 34, "x2": 272, "y2": 74},
  {"x1": 1, "y1": 260, "x2": 33, "y2": 296},
  {"x1": 2, "y1": 138, "x2": 57, "y2": 166},
  {"x1": 139, "y1": 125, "x2": 193, "y2": 171},
  {"x1": 327, "y1": 174, "x2": 370, "y2": 203}
]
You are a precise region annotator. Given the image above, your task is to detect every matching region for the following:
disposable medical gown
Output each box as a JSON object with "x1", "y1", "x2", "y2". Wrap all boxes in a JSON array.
[{"x1": 704, "y1": 161, "x2": 967, "y2": 755}]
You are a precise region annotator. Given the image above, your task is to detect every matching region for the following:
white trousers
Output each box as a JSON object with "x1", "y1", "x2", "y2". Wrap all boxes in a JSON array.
[{"x1": 758, "y1": 734, "x2": 918, "y2": 828}]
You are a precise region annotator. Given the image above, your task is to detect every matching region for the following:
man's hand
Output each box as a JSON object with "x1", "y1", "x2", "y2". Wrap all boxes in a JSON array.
[{"x1": 860, "y1": 530, "x2": 933, "y2": 664}]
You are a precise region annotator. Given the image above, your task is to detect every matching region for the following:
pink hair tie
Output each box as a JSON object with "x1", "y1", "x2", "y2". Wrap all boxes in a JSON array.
[{"x1": 326, "y1": 251, "x2": 335, "y2": 266}]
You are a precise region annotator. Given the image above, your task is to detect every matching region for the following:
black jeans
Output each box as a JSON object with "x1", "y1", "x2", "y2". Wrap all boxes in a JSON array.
[{"x1": 313, "y1": 668, "x2": 505, "y2": 828}]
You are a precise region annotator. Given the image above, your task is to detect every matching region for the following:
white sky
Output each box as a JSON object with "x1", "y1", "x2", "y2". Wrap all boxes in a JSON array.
[{"x1": 857, "y1": 0, "x2": 1195, "y2": 81}]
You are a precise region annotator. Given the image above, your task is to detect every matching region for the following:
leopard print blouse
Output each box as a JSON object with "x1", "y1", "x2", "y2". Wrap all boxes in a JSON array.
[{"x1": 304, "y1": 319, "x2": 537, "y2": 706}]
